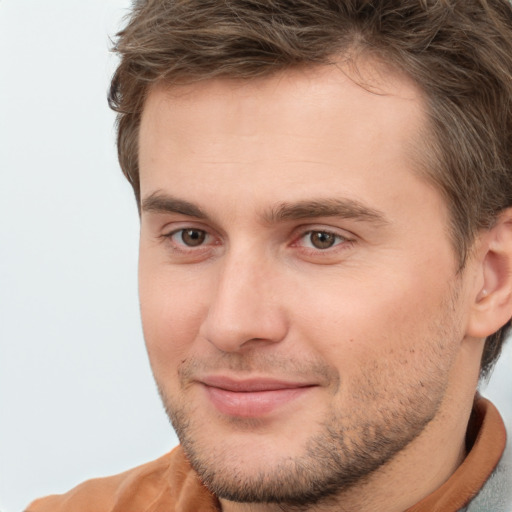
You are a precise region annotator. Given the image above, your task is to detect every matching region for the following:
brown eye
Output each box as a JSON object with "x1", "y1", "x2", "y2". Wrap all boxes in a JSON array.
[
  {"x1": 308, "y1": 231, "x2": 339, "y2": 249},
  {"x1": 180, "y1": 229, "x2": 206, "y2": 247}
]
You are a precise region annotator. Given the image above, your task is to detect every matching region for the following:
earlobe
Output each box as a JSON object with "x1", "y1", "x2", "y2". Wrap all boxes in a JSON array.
[{"x1": 466, "y1": 208, "x2": 512, "y2": 338}]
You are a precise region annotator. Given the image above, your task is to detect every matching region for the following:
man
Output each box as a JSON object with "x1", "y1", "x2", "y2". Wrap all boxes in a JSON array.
[{"x1": 27, "y1": 1, "x2": 512, "y2": 511}]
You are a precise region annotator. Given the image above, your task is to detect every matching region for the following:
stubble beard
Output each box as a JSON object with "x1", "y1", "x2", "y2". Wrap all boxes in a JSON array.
[
  {"x1": 157, "y1": 353, "x2": 451, "y2": 508},
  {"x1": 153, "y1": 287, "x2": 462, "y2": 508}
]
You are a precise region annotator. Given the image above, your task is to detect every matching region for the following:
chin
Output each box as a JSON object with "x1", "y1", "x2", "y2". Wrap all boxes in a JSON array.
[{"x1": 164, "y1": 392, "x2": 437, "y2": 507}]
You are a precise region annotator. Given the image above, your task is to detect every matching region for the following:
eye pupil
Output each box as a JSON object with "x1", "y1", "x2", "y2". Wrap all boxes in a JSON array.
[
  {"x1": 310, "y1": 231, "x2": 336, "y2": 249},
  {"x1": 181, "y1": 229, "x2": 206, "y2": 247}
]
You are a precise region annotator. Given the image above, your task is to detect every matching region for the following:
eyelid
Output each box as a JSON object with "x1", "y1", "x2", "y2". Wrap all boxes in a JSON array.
[
  {"x1": 160, "y1": 220, "x2": 210, "y2": 238},
  {"x1": 160, "y1": 222, "x2": 220, "y2": 251},
  {"x1": 169, "y1": 228, "x2": 210, "y2": 247},
  {"x1": 291, "y1": 225, "x2": 354, "y2": 244},
  {"x1": 157, "y1": 221, "x2": 355, "y2": 260},
  {"x1": 295, "y1": 230, "x2": 345, "y2": 250},
  {"x1": 288, "y1": 225, "x2": 357, "y2": 263}
]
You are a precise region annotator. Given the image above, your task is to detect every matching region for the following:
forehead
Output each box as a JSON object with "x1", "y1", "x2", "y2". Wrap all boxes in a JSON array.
[
  {"x1": 141, "y1": 61, "x2": 423, "y2": 133},
  {"x1": 139, "y1": 61, "x2": 425, "y2": 168},
  {"x1": 138, "y1": 61, "x2": 432, "y2": 219}
]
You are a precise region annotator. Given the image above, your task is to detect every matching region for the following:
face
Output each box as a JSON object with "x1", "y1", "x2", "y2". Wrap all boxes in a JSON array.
[{"x1": 138, "y1": 64, "x2": 470, "y2": 507}]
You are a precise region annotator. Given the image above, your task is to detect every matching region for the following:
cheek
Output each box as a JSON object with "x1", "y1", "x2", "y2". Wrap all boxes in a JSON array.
[
  {"x1": 289, "y1": 266, "x2": 453, "y2": 376},
  {"x1": 294, "y1": 282, "x2": 458, "y2": 422},
  {"x1": 138, "y1": 262, "x2": 208, "y2": 369}
]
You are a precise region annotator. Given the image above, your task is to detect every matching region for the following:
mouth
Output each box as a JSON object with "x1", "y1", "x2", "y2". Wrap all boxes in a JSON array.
[{"x1": 199, "y1": 376, "x2": 317, "y2": 418}]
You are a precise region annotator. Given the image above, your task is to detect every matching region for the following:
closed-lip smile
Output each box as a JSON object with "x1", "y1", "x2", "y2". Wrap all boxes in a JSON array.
[{"x1": 199, "y1": 375, "x2": 317, "y2": 417}]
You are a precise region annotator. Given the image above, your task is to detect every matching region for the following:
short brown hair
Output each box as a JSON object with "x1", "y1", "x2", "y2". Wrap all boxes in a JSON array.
[{"x1": 109, "y1": 0, "x2": 512, "y2": 376}]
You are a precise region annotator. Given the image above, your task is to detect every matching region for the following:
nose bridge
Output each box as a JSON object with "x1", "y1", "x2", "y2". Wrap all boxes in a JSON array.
[{"x1": 200, "y1": 243, "x2": 287, "y2": 352}]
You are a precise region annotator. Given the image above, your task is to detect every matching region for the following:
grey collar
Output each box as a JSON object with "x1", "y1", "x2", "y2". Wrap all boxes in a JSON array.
[{"x1": 464, "y1": 427, "x2": 512, "y2": 512}]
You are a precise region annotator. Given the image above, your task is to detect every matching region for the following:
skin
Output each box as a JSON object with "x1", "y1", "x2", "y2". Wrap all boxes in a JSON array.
[{"x1": 137, "y1": 63, "x2": 492, "y2": 511}]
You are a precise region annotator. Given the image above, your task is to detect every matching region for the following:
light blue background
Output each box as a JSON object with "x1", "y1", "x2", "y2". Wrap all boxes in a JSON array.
[{"x1": 0, "y1": 2, "x2": 510, "y2": 511}]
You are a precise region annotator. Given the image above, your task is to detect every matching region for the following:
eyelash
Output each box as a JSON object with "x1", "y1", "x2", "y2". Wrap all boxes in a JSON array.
[
  {"x1": 293, "y1": 230, "x2": 347, "y2": 251},
  {"x1": 161, "y1": 226, "x2": 354, "y2": 258},
  {"x1": 162, "y1": 228, "x2": 216, "y2": 253}
]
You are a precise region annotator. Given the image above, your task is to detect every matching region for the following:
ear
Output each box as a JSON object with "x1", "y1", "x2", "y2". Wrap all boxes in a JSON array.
[{"x1": 466, "y1": 208, "x2": 512, "y2": 338}]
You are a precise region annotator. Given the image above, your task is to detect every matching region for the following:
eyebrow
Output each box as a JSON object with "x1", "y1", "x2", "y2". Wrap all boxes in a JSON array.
[
  {"x1": 265, "y1": 198, "x2": 389, "y2": 226},
  {"x1": 141, "y1": 192, "x2": 207, "y2": 219},
  {"x1": 141, "y1": 191, "x2": 388, "y2": 226}
]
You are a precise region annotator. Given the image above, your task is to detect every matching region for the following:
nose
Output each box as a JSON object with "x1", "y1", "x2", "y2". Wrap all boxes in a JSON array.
[{"x1": 199, "y1": 251, "x2": 288, "y2": 353}]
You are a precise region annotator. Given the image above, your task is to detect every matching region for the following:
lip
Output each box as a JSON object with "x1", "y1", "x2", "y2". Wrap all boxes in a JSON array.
[{"x1": 200, "y1": 376, "x2": 316, "y2": 418}]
